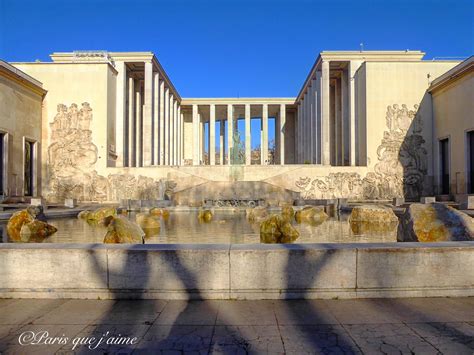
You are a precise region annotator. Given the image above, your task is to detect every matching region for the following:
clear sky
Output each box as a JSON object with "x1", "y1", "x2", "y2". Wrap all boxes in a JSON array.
[{"x1": 1, "y1": 0, "x2": 472, "y2": 99}]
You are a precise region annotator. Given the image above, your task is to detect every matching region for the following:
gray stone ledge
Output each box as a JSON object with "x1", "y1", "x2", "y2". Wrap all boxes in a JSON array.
[{"x1": 0, "y1": 242, "x2": 473, "y2": 299}]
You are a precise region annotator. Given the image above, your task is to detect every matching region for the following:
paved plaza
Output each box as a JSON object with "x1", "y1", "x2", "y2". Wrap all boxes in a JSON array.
[{"x1": 0, "y1": 297, "x2": 473, "y2": 354}]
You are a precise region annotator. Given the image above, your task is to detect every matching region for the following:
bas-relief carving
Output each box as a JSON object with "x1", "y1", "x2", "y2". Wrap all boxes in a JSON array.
[
  {"x1": 46, "y1": 102, "x2": 175, "y2": 202},
  {"x1": 295, "y1": 104, "x2": 428, "y2": 200}
]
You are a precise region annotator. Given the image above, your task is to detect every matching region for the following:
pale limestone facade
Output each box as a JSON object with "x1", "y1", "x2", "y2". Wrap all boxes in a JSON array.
[
  {"x1": 428, "y1": 56, "x2": 474, "y2": 195},
  {"x1": 0, "y1": 61, "x2": 46, "y2": 197},
  {"x1": 6, "y1": 50, "x2": 470, "y2": 203}
]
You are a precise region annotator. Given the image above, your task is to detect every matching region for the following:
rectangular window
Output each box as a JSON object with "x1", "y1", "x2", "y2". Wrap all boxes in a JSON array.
[
  {"x1": 24, "y1": 140, "x2": 35, "y2": 196},
  {"x1": 468, "y1": 131, "x2": 474, "y2": 194},
  {"x1": 0, "y1": 133, "x2": 4, "y2": 195},
  {"x1": 440, "y1": 138, "x2": 450, "y2": 195}
]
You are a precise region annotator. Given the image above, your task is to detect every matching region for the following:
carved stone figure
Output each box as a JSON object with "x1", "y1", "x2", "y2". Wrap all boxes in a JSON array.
[{"x1": 295, "y1": 103, "x2": 427, "y2": 200}]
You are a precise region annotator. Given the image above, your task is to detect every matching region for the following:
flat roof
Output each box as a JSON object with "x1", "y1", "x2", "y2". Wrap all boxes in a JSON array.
[
  {"x1": 0, "y1": 60, "x2": 46, "y2": 95},
  {"x1": 181, "y1": 97, "x2": 296, "y2": 106},
  {"x1": 296, "y1": 50, "x2": 427, "y2": 102},
  {"x1": 428, "y1": 56, "x2": 474, "y2": 93}
]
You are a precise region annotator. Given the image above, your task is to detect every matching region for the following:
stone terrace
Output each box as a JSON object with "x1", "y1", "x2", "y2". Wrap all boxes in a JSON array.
[{"x1": 0, "y1": 298, "x2": 473, "y2": 353}]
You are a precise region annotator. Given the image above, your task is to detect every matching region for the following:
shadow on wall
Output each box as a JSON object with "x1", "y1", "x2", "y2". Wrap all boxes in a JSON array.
[
  {"x1": 382, "y1": 94, "x2": 432, "y2": 201},
  {"x1": 87, "y1": 246, "x2": 256, "y2": 353}
]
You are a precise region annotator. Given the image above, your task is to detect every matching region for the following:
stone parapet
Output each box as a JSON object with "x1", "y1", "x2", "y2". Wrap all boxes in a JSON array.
[{"x1": 0, "y1": 242, "x2": 473, "y2": 299}]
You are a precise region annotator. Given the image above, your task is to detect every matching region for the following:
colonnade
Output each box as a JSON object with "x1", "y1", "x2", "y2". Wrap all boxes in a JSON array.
[
  {"x1": 186, "y1": 102, "x2": 290, "y2": 166},
  {"x1": 115, "y1": 60, "x2": 184, "y2": 167},
  {"x1": 296, "y1": 60, "x2": 361, "y2": 166}
]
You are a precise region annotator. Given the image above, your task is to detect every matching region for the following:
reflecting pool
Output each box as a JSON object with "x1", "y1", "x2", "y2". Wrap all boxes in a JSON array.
[{"x1": 1, "y1": 210, "x2": 397, "y2": 244}]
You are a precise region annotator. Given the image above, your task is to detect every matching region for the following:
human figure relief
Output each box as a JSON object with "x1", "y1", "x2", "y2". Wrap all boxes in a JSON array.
[
  {"x1": 78, "y1": 102, "x2": 92, "y2": 130},
  {"x1": 68, "y1": 103, "x2": 79, "y2": 129}
]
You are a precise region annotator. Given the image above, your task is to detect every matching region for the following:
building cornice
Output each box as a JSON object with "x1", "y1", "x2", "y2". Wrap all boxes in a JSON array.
[
  {"x1": 181, "y1": 97, "x2": 296, "y2": 106},
  {"x1": 428, "y1": 56, "x2": 473, "y2": 93},
  {"x1": 0, "y1": 60, "x2": 46, "y2": 96},
  {"x1": 295, "y1": 50, "x2": 426, "y2": 103},
  {"x1": 49, "y1": 51, "x2": 181, "y2": 102}
]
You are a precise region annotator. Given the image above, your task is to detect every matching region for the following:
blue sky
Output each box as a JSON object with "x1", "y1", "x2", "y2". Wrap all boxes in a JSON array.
[
  {"x1": 1, "y1": 0, "x2": 472, "y2": 98},
  {"x1": 1, "y1": 0, "x2": 472, "y2": 150}
]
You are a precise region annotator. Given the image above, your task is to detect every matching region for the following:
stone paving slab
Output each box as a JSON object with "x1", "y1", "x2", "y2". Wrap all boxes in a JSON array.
[
  {"x1": 210, "y1": 325, "x2": 284, "y2": 354},
  {"x1": 0, "y1": 297, "x2": 472, "y2": 353}
]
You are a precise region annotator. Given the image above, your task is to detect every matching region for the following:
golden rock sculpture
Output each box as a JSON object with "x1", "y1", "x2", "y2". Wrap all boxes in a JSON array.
[
  {"x1": 246, "y1": 206, "x2": 268, "y2": 223},
  {"x1": 102, "y1": 216, "x2": 145, "y2": 244},
  {"x1": 198, "y1": 209, "x2": 213, "y2": 223},
  {"x1": 260, "y1": 214, "x2": 300, "y2": 244},
  {"x1": 78, "y1": 207, "x2": 116, "y2": 225},
  {"x1": 136, "y1": 213, "x2": 161, "y2": 238},
  {"x1": 398, "y1": 203, "x2": 474, "y2": 242},
  {"x1": 19, "y1": 220, "x2": 58, "y2": 242},
  {"x1": 281, "y1": 206, "x2": 295, "y2": 221},
  {"x1": 7, "y1": 210, "x2": 34, "y2": 241},
  {"x1": 150, "y1": 207, "x2": 170, "y2": 220},
  {"x1": 349, "y1": 204, "x2": 398, "y2": 235},
  {"x1": 295, "y1": 206, "x2": 328, "y2": 225},
  {"x1": 7, "y1": 208, "x2": 57, "y2": 242}
]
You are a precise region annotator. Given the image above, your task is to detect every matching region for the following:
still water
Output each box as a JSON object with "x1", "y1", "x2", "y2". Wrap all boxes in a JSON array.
[{"x1": 1, "y1": 210, "x2": 397, "y2": 244}]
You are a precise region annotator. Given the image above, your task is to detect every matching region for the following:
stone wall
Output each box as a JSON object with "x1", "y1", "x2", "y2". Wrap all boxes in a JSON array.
[
  {"x1": 1, "y1": 242, "x2": 472, "y2": 299},
  {"x1": 0, "y1": 66, "x2": 43, "y2": 197}
]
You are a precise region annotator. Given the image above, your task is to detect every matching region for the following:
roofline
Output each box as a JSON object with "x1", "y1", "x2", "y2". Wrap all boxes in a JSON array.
[
  {"x1": 181, "y1": 97, "x2": 296, "y2": 105},
  {"x1": 49, "y1": 51, "x2": 181, "y2": 101},
  {"x1": 428, "y1": 56, "x2": 474, "y2": 93},
  {"x1": 295, "y1": 50, "x2": 426, "y2": 103},
  {"x1": 0, "y1": 60, "x2": 47, "y2": 96}
]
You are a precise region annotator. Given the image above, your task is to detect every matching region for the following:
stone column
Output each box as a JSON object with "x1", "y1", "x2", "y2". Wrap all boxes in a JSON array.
[
  {"x1": 173, "y1": 99, "x2": 178, "y2": 165},
  {"x1": 297, "y1": 102, "x2": 301, "y2": 163},
  {"x1": 153, "y1": 72, "x2": 159, "y2": 165},
  {"x1": 245, "y1": 104, "x2": 251, "y2": 165},
  {"x1": 159, "y1": 80, "x2": 165, "y2": 165},
  {"x1": 316, "y1": 70, "x2": 322, "y2": 164},
  {"x1": 335, "y1": 77, "x2": 341, "y2": 166},
  {"x1": 127, "y1": 76, "x2": 135, "y2": 167},
  {"x1": 209, "y1": 104, "x2": 216, "y2": 165},
  {"x1": 280, "y1": 104, "x2": 286, "y2": 164},
  {"x1": 143, "y1": 61, "x2": 153, "y2": 166},
  {"x1": 177, "y1": 106, "x2": 182, "y2": 165},
  {"x1": 262, "y1": 104, "x2": 268, "y2": 165},
  {"x1": 348, "y1": 60, "x2": 362, "y2": 166},
  {"x1": 302, "y1": 99, "x2": 306, "y2": 164},
  {"x1": 321, "y1": 60, "x2": 331, "y2": 165},
  {"x1": 312, "y1": 78, "x2": 318, "y2": 164},
  {"x1": 169, "y1": 94, "x2": 175, "y2": 165},
  {"x1": 341, "y1": 68, "x2": 348, "y2": 166},
  {"x1": 304, "y1": 84, "x2": 313, "y2": 162},
  {"x1": 275, "y1": 111, "x2": 280, "y2": 164},
  {"x1": 303, "y1": 97, "x2": 308, "y2": 163},
  {"x1": 192, "y1": 104, "x2": 199, "y2": 165},
  {"x1": 219, "y1": 119, "x2": 225, "y2": 165},
  {"x1": 199, "y1": 115, "x2": 204, "y2": 164},
  {"x1": 164, "y1": 87, "x2": 169, "y2": 165},
  {"x1": 227, "y1": 104, "x2": 233, "y2": 165},
  {"x1": 135, "y1": 82, "x2": 142, "y2": 167},
  {"x1": 309, "y1": 82, "x2": 315, "y2": 164},
  {"x1": 115, "y1": 61, "x2": 127, "y2": 167}
]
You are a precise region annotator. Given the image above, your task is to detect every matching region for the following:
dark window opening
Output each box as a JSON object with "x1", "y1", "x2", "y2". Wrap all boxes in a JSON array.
[
  {"x1": 0, "y1": 133, "x2": 4, "y2": 195},
  {"x1": 440, "y1": 138, "x2": 449, "y2": 195},
  {"x1": 24, "y1": 140, "x2": 34, "y2": 196},
  {"x1": 468, "y1": 131, "x2": 474, "y2": 194}
]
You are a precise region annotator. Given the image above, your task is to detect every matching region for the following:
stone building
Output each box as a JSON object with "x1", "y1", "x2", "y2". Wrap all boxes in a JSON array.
[
  {"x1": 1, "y1": 50, "x2": 471, "y2": 203},
  {"x1": 0, "y1": 60, "x2": 46, "y2": 198},
  {"x1": 428, "y1": 57, "x2": 474, "y2": 196}
]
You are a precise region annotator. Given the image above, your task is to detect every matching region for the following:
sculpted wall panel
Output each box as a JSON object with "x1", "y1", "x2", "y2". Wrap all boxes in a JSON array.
[
  {"x1": 294, "y1": 104, "x2": 428, "y2": 200},
  {"x1": 44, "y1": 102, "x2": 429, "y2": 203},
  {"x1": 46, "y1": 102, "x2": 176, "y2": 202}
]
